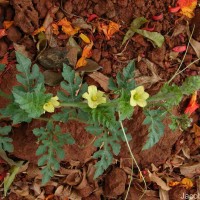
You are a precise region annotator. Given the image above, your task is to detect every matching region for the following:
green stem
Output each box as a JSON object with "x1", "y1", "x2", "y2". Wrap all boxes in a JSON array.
[{"x1": 119, "y1": 114, "x2": 147, "y2": 200}]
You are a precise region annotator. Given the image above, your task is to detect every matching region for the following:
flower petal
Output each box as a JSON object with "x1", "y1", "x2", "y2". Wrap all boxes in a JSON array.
[
  {"x1": 43, "y1": 102, "x2": 55, "y2": 113},
  {"x1": 137, "y1": 100, "x2": 147, "y2": 107}
]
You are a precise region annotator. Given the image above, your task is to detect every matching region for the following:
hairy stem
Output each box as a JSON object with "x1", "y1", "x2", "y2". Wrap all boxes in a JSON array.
[{"x1": 119, "y1": 114, "x2": 147, "y2": 200}]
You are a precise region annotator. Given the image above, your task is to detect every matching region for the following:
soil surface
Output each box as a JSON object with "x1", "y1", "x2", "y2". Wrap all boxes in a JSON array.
[{"x1": 0, "y1": 0, "x2": 200, "y2": 199}]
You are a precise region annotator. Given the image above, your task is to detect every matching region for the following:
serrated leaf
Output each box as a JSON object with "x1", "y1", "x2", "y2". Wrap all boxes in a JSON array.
[
  {"x1": 142, "y1": 110, "x2": 166, "y2": 150},
  {"x1": 0, "y1": 103, "x2": 32, "y2": 124},
  {"x1": 12, "y1": 84, "x2": 51, "y2": 118},
  {"x1": 52, "y1": 109, "x2": 69, "y2": 122},
  {"x1": 149, "y1": 83, "x2": 183, "y2": 108},
  {"x1": 85, "y1": 124, "x2": 102, "y2": 136},
  {"x1": 180, "y1": 76, "x2": 200, "y2": 95},
  {"x1": 110, "y1": 141, "x2": 121, "y2": 155},
  {"x1": 15, "y1": 52, "x2": 44, "y2": 91},
  {"x1": 108, "y1": 77, "x2": 118, "y2": 91},
  {"x1": 93, "y1": 148, "x2": 113, "y2": 179},
  {"x1": 123, "y1": 60, "x2": 135, "y2": 80},
  {"x1": 59, "y1": 64, "x2": 87, "y2": 102},
  {"x1": 134, "y1": 29, "x2": 164, "y2": 48},
  {"x1": 118, "y1": 100, "x2": 133, "y2": 121}
]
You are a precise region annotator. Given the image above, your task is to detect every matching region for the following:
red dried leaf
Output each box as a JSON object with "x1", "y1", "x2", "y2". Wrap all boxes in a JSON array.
[
  {"x1": 87, "y1": 14, "x2": 98, "y2": 22},
  {"x1": 172, "y1": 45, "x2": 187, "y2": 52},
  {"x1": 142, "y1": 25, "x2": 155, "y2": 32},
  {"x1": 0, "y1": 29, "x2": 7, "y2": 39},
  {"x1": 184, "y1": 91, "x2": 199, "y2": 115},
  {"x1": 168, "y1": 6, "x2": 181, "y2": 13},
  {"x1": 152, "y1": 13, "x2": 163, "y2": 21},
  {"x1": 3, "y1": 21, "x2": 14, "y2": 29}
]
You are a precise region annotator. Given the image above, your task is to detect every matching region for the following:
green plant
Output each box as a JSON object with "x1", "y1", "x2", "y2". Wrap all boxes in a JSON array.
[{"x1": 0, "y1": 51, "x2": 200, "y2": 185}]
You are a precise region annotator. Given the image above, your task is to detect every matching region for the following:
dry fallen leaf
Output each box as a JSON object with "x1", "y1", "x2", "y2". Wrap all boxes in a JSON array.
[
  {"x1": 76, "y1": 41, "x2": 93, "y2": 68},
  {"x1": 187, "y1": 25, "x2": 200, "y2": 58},
  {"x1": 135, "y1": 58, "x2": 162, "y2": 88},
  {"x1": 148, "y1": 171, "x2": 171, "y2": 191},
  {"x1": 43, "y1": 6, "x2": 59, "y2": 48},
  {"x1": 98, "y1": 21, "x2": 120, "y2": 40},
  {"x1": 0, "y1": 29, "x2": 7, "y2": 39},
  {"x1": 159, "y1": 188, "x2": 169, "y2": 200},
  {"x1": 13, "y1": 43, "x2": 30, "y2": 58},
  {"x1": 58, "y1": 17, "x2": 79, "y2": 36},
  {"x1": 3, "y1": 20, "x2": 14, "y2": 29},
  {"x1": 88, "y1": 72, "x2": 109, "y2": 92},
  {"x1": 79, "y1": 33, "x2": 90, "y2": 43},
  {"x1": 180, "y1": 163, "x2": 200, "y2": 178},
  {"x1": 32, "y1": 26, "x2": 46, "y2": 36}
]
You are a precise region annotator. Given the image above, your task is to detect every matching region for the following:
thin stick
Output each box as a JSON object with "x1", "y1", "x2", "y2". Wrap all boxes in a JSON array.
[
  {"x1": 168, "y1": 25, "x2": 195, "y2": 84},
  {"x1": 119, "y1": 116, "x2": 147, "y2": 200}
]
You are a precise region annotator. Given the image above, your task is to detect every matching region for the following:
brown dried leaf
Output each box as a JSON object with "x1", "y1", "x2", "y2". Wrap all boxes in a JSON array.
[
  {"x1": 180, "y1": 163, "x2": 200, "y2": 178},
  {"x1": 43, "y1": 6, "x2": 59, "y2": 47},
  {"x1": 192, "y1": 123, "x2": 200, "y2": 136},
  {"x1": 88, "y1": 72, "x2": 109, "y2": 92},
  {"x1": 148, "y1": 171, "x2": 171, "y2": 191},
  {"x1": 159, "y1": 188, "x2": 169, "y2": 200},
  {"x1": 135, "y1": 58, "x2": 162, "y2": 88},
  {"x1": 187, "y1": 25, "x2": 200, "y2": 58},
  {"x1": 181, "y1": 145, "x2": 190, "y2": 159},
  {"x1": 13, "y1": 43, "x2": 30, "y2": 58}
]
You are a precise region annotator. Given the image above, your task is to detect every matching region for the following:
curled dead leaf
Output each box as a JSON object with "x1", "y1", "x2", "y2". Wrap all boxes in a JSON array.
[{"x1": 148, "y1": 171, "x2": 171, "y2": 191}]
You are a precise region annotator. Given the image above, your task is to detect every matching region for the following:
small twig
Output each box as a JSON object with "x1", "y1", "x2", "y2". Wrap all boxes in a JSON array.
[{"x1": 119, "y1": 115, "x2": 147, "y2": 200}]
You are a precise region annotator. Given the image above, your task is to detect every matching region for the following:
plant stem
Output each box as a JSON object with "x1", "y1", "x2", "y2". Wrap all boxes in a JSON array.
[
  {"x1": 119, "y1": 115, "x2": 147, "y2": 200},
  {"x1": 60, "y1": 102, "x2": 87, "y2": 108},
  {"x1": 168, "y1": 25, "x2": 195, "y2": 84}
]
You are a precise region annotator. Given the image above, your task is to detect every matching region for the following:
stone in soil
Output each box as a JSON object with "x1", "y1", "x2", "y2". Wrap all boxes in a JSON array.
[
  {"x1": 11, "y1": 0, "x2": 39, "y2": 34},
  {"x1": 0, "y1": 39, "x2": 8, "y2": 57},
  {"x1": 6, "y1": 26, "x2": 22, "y2": 42},
  {"x1": 104, "y1": 168, "x2": 127, "y2": 198},
  {"x1": 99, "y1": 58, "x2": 112, "y2": 75}
]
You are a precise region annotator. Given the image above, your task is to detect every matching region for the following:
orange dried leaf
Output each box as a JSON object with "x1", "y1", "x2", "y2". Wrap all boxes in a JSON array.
[
  {"x1": 51, "y1": 23, "x2": 59, "y2": 35},
  {"x1": 181, "y1": 178, "x2": 193, "y2": 189},
  {"x1": 107, "y1": 21, "x2": 121, "y2": 40},
  {"x1": 184, "y1": 91, "x2": 199, "y2": 116},
  {"x1": 57, "y1": 18, "x2": 79, "y2": 36},
  {"x1": 76, "y1": 41, "x2": 93, "y2": 69},
  {"x1": 82, "y1": 41, "x2": 93, "y2": 58},
  {"x1": 32, "y1": 26, "x2": 46, "y2": 36},
  {"x1": 3, "y1": 21, "x2": 14, "y2": 29},
  {"x1": 168, "y1": 181, "x2": 180, "y2": 187},
  {"x1": 192, "y1": 123, "x2": 200, "y2": 137},
  {"x1": 0, "y1": 29, "x2": 7, "y2": 39},
  {"x1": 98, "y1": 21, "x2": 120, "y2": 40},
  {"x1": 177, "y1": 0, "x2": 197, "y2": 18},
  {"x1": 76, "y1": 57, "x2": 88, "y2": 68},
  {"x1": 79, "y1": 33, "x2": 90, "y2": 43}
]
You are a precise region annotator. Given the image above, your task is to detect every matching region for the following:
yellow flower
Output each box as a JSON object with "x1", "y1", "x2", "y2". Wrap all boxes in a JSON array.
[
  {"x1": 43, "y1": 96, "x2": 60, "y2": 113},
  {"x1": 82, "y1": 85, "x2": 106, "y2": 109},
  {"x1": 130, "y1": 86, "x2": 149, "y2": 107}
]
